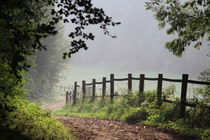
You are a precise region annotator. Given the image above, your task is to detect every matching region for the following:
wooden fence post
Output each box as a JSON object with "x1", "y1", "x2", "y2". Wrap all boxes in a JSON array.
[
  {"x1": 73, "y1": 82, "x2": 77, "y2": 105},
  {"x1": 139, "y1": 74, "x2": 145, "y2": 94},
  {"x1": 69, "y1": 91, "x2": 72, "y2": 103},
  {"x1": 180, "y1": 74, "x2": 188, "y2": 118},
  {"x1": 82, "y1": 80, "x2": 86, "y2": 102},
  {"x1": 157, "y1": 74, "x2": 163, "y2": 106},
  {"x1": 102, "y1": 77, "x2": 106, "y2": 100},
  {"x1": 128, "y1": 73, "x2": 132, "y2": 92},
  {"x1": 110, "y1": 74, "x2": 114, "y2": 103},
  {"x1": 139, "y1": 74, "x2": 145, "y2": 105},
  {"x1": 65, "y1": 91, "x2": 69, "y2": 104},
  {"x1": 92, "y1": 79, "x2": 96, "y2": 102}
]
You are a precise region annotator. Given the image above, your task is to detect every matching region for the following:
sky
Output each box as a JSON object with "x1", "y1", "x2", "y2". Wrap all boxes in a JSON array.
[{"x1": 60, "y1": 0, "x2": 210, "y2": 87}]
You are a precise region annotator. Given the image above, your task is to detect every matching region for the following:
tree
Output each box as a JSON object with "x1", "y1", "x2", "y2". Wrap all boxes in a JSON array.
[
  {"x1": 0, "y1": 0, "x2": 119, "y2": 80},
  {"x1": 146, "y1": 0, "x2": 210, "y2": 57},
  {"x1": 25, "y1": 23, "x2": 68, "y2": 99}
]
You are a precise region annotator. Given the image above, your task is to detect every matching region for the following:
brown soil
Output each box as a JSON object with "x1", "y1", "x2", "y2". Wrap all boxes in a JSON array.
[
  {"x1": 56, "y1": 116, "x2": 195, "y2": 140},
  {"x1": 42, "y1": 98, "x2": 65, "y2": 110}
]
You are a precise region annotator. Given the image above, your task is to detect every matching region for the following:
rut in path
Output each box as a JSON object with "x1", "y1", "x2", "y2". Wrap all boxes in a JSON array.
[{"x1": 56, "y1": 116, "x2": 194, "y2": 140}]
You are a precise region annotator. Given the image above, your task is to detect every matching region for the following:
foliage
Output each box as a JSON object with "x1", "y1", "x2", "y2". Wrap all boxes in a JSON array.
[
  {"x1": 25, "y1": 24, "x2": 68, "y2": 99},
  {"x1": 202, "y1": 129, "x2": 210, "y2": 140},
  {"x1": 0, "y1": 96, "x2": 74, "y2": 140},
  {"x1": 146, "y1": 0, "x2": 210, "y2": 57},
  {"x1": 0, "y1": 62, "x2": 26, "y2": 98},
  {"x1": 162, "y1": 84, "x2": 176, "y2": 100},
  {"x1": 0, "y1": 0, "x2": 119, "y2": 80},
  {"x1": 0, "y1": 0, "x2": 119, "y2": 138},
  {"x1": 0, "y1": 63, "x2": 74, "y2": 139},
  {"x1": 195, "y1": 69, "x2": 210, "y2": 105},
  {"x1": 122, "y1": 107, "x2": 148, "y2": 124}
]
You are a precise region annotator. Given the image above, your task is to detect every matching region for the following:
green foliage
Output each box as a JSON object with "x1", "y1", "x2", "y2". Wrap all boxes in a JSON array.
[
  {"x1": 0, "y1": 0, "x2": 119, "y2": 139},
  {"x1": 54, "y1": 91, "x2": 157, "y2": 122},
  {"x1": 25, "y1": 28, "x2": 68, "y2": 99},
  {"x1": 187, "y1": 105, "x2": 210, "y2": 128},
  {"x1": 0, "y1": 0, "x2": 119, "y2": 80},
  {"x1": 144, "y1": 102, "x2": 179, "y2": 125},
  {"x1": 0, "y1": 63, "x2": 74, "y2": 139},
  {"x1": 0, "y1": 62, "x2": 26, "y2": 97},
  {"x1": 202, "y1": 129, "x2": 210, "y2": 140},
  {"x1": 195, "y1": 69, "x2": 210, "y2": 105},
  {"x1": 162, "y1": 84, "x2": 176, "y2": 100},
  {"x1": 146, "y1": 0, "x2": 210, "y2": 56},
  {"x1": 0, "y1": 96, "x2": 74, "y2": 140},
  {"x1": 122, "y1": 108, "x2": 148, "y2": 124}
]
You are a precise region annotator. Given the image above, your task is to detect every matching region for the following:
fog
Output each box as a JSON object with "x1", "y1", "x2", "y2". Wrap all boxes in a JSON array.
[{"x1": 60, "y1": 0, "x2": 210, "y2": 86}]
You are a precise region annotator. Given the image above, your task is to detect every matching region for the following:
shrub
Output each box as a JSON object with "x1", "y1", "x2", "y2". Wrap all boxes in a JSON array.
[
  {"x1": 202, "y1": 129, "x2": 210, "y2": 140},
  {"x1": 122, "y1": 107, "x2": 148, "y2": 124},
  {"x1": 0, "y1": 96, "x2": 74, "y2": 140}
]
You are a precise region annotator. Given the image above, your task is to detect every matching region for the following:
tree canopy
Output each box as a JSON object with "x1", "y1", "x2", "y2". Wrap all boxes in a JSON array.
[
  {"x1": 0, "y1": 0, "x2": 119, "y2": 80},
  {"x1": 146, "y1": 0, "x2": 210, "y2": 57}
]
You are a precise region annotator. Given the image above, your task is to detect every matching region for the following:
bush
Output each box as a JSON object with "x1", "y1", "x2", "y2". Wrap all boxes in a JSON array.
[
  {"x1": 187, "y1": 105, "x2": 210, "y2": 127},
  {"x1": 122, "y1": 107, "x2": 148, "y2": 124},
  {"x1": 0, "y1": 96, "x2": 74, "y2": 140},
  {"x1": 159, "y1": 102, "x2": 179, "y2": 122},
  {"x1": 202, "y1": 129, "x2": 210, "y2": 140}
]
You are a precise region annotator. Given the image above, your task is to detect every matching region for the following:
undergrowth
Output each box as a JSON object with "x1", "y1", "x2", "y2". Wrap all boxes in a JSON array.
[
  {"x1": 0, "y1": 95, "x2": 75, "y2": 140},
  {"x1": 0, "y1": 62, "x2": 75, "y2": 140},
  {"x1": 54, "y1": 89, "x2": 210, "y2": 140}
]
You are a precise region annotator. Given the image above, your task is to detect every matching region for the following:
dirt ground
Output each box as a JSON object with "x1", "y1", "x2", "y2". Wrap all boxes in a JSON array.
[
  {"x1": 42, "y1": 98, "x2": 66, "y2": 110},
  {"x1": 43, "y1": 99, "x2": 195, "y2": 140},
  {"x1": 56, "y1": 116, "x2": 194, "y2": 140}
]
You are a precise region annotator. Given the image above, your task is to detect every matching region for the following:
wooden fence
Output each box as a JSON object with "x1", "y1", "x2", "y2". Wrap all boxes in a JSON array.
[{"x1": 66, "y1": 73, "x2": 210, "y2": 118}]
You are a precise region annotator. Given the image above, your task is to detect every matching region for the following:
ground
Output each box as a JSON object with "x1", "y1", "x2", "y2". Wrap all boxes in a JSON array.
[
  {"x1": 43, "y1": 98, "x2": 66, "y2": 110},
  {"x1": 43, "y1": 98, "x2": 195, "y2": 140},
  {"x1": 56, "y1": 116, "x2": 195, "y2": 140}
]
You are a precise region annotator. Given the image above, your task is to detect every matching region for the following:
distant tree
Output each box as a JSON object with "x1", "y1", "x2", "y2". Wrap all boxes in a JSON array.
[
  {"x1": 146, "y1": 0, "x2": 210, "y2": 57},
  {"x1": 25, "y1": 24, "x2": 68, "y2": 98}
]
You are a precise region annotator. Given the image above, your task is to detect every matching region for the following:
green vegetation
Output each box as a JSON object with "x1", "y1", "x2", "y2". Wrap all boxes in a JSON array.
[
  {"x1": 0, "y1": 96, "x2": 74, "y2": 140},
  {"x1": 0, "y1": 0, "x2": 118, "y2": 139},
  {"x1": 146, "y1": 0, "x2": 210, "y2": 57},
  {"x1": 54, "y1": 86, "x2": 210, "y2": 140},
  {"x1": 0, "y1": 63, "x2": 74, "y2": 139}
]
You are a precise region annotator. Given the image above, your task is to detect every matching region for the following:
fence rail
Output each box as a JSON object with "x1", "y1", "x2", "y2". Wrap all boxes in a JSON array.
[{"x1": 66, "y1": 73, "x2": 210, "y2": 118}]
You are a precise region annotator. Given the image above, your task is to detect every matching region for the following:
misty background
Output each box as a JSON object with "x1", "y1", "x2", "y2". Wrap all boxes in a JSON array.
[
  {"x1": 57, "y1": 0, "x2": 209, "y2": 86},
  {"x1": 30, "y1": 0, "x2": 210, "y2": 96}
]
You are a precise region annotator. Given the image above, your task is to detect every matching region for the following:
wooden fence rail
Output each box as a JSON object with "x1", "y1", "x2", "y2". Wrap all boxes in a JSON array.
[{"x1": 66, "y1": 73, "x2": 210, "y2": 118}]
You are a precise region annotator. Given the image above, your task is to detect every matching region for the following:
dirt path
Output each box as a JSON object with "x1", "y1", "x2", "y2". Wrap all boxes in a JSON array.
[
  {"x1": 42, "y1": 98, "x2": 66, "y2": 110},
  {"x1": 56, "y1": 116, "x2": 194, "y2": 140},
  {"x1": 43, "y1": 100, "x2": 194, "y2": 140}
]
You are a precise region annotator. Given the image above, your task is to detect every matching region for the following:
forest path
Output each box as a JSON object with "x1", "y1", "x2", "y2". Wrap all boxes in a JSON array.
[
  {"x1": 56, "y1": 116, "x2": 193, "y2": 140},
  {"x1": 42, "y1": 97, "x2": 66, "y2": 110}
]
